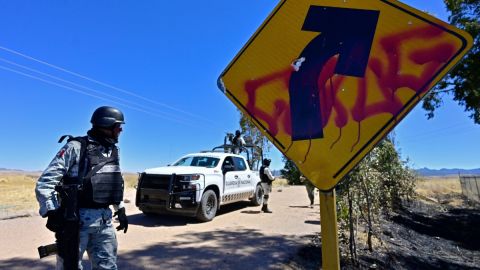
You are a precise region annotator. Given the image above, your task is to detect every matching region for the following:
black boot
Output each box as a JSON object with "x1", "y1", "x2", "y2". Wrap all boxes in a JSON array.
[{"x1": 261, "y1": 204, "x2": 272, "y2": 213}]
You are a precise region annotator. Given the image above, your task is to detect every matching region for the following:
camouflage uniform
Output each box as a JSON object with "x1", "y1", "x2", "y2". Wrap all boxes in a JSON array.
[
  {"x1": 232, "y1": 134, "x2": 245, "y2": 154},
  {"x1": 260, "y1": 163, "x2": 275, "y2": 213},
  {"x1": 36, "y1": 137, "x2": 123, "y2": 270},
  {"x1": 260, "y1": 166, "x2": 275, "y2": 203}
]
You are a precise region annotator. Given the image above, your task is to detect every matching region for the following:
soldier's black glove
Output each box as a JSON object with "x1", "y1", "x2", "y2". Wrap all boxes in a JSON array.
[
  {"x1": 114, "y1": 207, "x2": 128, "y2": 233},
  {"x1": 45, "y1": 209, "x2": 64, "y2": 232}
]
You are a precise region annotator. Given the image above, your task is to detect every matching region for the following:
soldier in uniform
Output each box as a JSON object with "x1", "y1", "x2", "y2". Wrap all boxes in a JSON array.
[
  {"x1": 35, "y1": 106, "x2": 129, "y2": 270},
  {"x1": 231, "y1": 130, "x2": 245, "y2": 154},
  {"x1": 259, "y1": 158, "x2": 275, "y2": 213}
]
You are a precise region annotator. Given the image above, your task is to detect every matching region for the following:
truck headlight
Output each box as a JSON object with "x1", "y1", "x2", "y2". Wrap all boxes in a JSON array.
[{"x1": 177, "y1": 174, "x2": 201, "y2": 181}]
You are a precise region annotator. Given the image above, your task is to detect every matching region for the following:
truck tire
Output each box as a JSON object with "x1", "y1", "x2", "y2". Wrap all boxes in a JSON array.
[
  {"x1": 250, "y1": 184, "x2": 264, "y2": 206},
  {"x1": 196, "y1": 190, "x2": 218, "y2": 222}
]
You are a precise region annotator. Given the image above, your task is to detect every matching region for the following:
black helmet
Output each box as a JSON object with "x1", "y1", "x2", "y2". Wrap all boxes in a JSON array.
[
  {"x1": 91, "y1": 106, "x2": 125, "y2": 128},
  {"x1": 235, "y1": 130, "x2": 241, "y2": 136},
  {"x1": 263, "y1": 158, "x2": 271, "y2": 166}
]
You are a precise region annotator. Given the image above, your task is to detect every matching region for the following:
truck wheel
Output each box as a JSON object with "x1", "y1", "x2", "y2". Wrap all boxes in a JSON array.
[
  {"x1": 250, "y1": 184, "x2": 264, "y2": 206},
  {"x1": 196, "y1": 190, "x2": 218, "y2": 222}
]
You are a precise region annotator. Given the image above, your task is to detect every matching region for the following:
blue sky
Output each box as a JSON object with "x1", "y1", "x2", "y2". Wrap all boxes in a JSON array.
[{"x1": 0, "y1": 1, "x2": 478, "y2": 173}]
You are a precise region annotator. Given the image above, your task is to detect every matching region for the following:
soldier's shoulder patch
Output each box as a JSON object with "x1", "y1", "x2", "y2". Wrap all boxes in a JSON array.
[{"x1": 57, "y1": 149, "x2": 66, "y2": 158}]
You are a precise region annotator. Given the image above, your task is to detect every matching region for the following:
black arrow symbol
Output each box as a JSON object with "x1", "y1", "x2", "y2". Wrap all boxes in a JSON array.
[{"x1": 289, "y1": 6, "x2": 379, "y2": 141}]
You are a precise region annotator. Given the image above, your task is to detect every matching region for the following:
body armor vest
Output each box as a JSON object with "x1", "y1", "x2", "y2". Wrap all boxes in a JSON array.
[
  {"x1": 80, "y1": 142, "x2": 124, "y2": 207},
  {"x1": 62, "y1": 136, "x2": 124, "y2": 208},
  {"x1": 260, "y1": 166, "x2": 272, "y2": 184}
]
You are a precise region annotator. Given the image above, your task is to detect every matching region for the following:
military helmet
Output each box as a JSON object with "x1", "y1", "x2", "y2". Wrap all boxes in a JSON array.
[
  {"x1": 91, "y1": 106, "x2": 125, "y2": 128},
  {"x1": 263, "y1": 158, "x2": 271, "y2": 166}
]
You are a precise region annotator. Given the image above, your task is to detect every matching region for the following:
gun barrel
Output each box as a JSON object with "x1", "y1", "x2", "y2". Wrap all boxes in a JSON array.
[{"x1": 38, "y1": 243, "x2": 57, "y2": 258}]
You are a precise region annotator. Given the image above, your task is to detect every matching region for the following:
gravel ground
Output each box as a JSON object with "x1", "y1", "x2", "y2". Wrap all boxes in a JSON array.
[{"x1": 0, "y1": 185, "x2": 323, "y2": 270}]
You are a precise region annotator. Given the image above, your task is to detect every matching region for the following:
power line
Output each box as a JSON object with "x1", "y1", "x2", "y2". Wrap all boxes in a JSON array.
[
  {"x1": 0, "y1": 64, "x2": 204, "y2": 128},
  {"x1": 0, "y1": 45, "x2": 218, "y2": 126},
  {"x1": 0, "y1": 57, "x2": 197, "y2": 125}
]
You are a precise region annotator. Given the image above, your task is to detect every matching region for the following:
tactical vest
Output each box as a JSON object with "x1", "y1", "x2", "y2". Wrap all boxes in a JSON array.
[
  {"x1": 260, "y1": 165, "x2": 272, "y2": 184},
  {"x1": 61, "y1": 136, "x2": 124, "y2": 208}
]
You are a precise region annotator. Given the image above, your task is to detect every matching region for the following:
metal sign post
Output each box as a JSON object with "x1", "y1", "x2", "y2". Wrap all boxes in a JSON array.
[{"x1": 320, "y1": 190, "x2": 339, "y2": 269}]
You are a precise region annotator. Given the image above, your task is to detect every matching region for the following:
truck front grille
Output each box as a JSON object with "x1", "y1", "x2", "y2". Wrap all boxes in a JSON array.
[{"x1": 140, "y1": 174, "x2": 171, "y2": 190}]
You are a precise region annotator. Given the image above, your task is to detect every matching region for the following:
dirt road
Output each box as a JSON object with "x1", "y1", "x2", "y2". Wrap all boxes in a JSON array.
[{"x1": 0, "y1": 185, "x2": 321, "y2": 269}]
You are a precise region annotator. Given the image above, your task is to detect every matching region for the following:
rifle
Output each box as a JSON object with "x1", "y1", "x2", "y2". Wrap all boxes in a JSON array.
[
  {"x1": 39, "y1": 136, "x2": 88, "y2": 269},
  {"x1": 38, "y1": 183, "x2": 81, "y2": 270},
  {"x1": 38, "y1": 243, "x2": 57, "y2": 258},
  {"x1": 57, "y1": 183, "x2": 81, "y2": 269}
]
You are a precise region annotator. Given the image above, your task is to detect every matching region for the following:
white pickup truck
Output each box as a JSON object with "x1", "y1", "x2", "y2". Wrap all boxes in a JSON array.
[{"x1": 135, "y1": 146, "x2": 264, "y2": 222}]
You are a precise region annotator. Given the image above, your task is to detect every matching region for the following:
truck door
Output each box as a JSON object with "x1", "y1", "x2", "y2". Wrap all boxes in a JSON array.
[
  {"x1": 222, "y1": 156, "x2": 239, "y2": 202},
  {"x1": 232, "y1": 156, "x2": 253, "y2": 192}
]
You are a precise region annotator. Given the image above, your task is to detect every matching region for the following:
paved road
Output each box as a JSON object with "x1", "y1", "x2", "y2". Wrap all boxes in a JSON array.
[{"x1": 0, "y1": 186, "x2": 321, "y2": 269}]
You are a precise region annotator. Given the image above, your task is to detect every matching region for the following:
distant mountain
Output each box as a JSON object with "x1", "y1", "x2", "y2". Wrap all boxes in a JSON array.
[
  {"x1": 0, "y1": 168, "x2": 24, "y2": 172},
  {"x1": 0, "y1": 168, "x2": 43, "y2": 174},
  {"x1": 415, "y1": 167, "x2": 480, "y2": 177}
]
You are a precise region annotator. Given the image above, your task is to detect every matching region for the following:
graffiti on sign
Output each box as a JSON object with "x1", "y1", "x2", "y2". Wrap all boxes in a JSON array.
[
  {"x1": 244, "y1": 24, "x2": 458, "y2": 153},
  {"x1": 219, "y1": 0, "x2": 473, "y2": 190}
]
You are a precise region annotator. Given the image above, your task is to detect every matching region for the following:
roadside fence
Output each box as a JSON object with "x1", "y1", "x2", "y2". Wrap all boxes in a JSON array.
[{"x1": 459, "y1": 175, "x2": 480, "y2": 203}]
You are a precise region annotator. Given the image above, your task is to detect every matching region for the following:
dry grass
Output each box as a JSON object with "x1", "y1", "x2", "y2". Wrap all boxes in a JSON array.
[
  {"x1": 123, "y1": 173, "x2": 140, "y2": 188},
  {"x1": 273, "y1": 177, "x2": 289, "y2": 187},
  {"x1": 416, "y1": 176, "x2": 461, "y2": 195},
  {"x1": 0, "y1": 172, "x2": 139, "y2": 217},
  {"x1": 0, "y1": 172, "x2": 40, "y2": 215},
  {"x1": 415, "y1": 176, "x2": 463, "y2": 207}
]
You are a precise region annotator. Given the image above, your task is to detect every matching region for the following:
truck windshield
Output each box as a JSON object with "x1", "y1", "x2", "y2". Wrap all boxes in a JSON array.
[{"x1": 172, "y1": 156, "x2": 220, "y2": 168}]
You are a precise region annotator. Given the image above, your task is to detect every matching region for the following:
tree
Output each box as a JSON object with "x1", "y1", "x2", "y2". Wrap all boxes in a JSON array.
[
  {"x1": 423, "y1": 0, "x2": 480, "y2": 123},
  {"x1": 280, "y1": 156, "x2": 302, "y2": 185},
  {"x1": 336, "y1": 135, "x2": 416, "y2": 262},
  {"x1": 370, "y1": 136, "x2": 416, "y2": 211},
  {"x1": 238, "y1": 112, "x2": 271, "y2": 170}
]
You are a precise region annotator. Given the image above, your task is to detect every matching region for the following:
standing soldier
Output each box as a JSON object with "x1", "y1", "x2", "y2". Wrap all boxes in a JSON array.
[
  {"x1": 35, "y1": 106, "x2": 128, "y2": 270},
  {"x1": 231, "y1": 130, "x2": 245, "y2": 154},
  {"x1": 259, "y1": 158, "x2": 275, "y2": 213}
]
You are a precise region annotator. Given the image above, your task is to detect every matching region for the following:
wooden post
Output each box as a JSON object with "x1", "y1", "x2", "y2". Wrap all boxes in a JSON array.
[{"x1": 320, "y1": 189, "x2": 340, "y2": 270}]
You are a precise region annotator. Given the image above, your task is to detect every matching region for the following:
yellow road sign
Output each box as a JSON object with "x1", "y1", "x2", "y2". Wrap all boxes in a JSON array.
[{"x1": 218, "y1": 0, "x2": 473, "y2": 191}]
